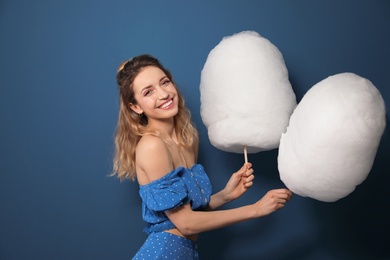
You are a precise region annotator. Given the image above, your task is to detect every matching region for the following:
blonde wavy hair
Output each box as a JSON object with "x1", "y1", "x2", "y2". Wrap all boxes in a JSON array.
[{"x1": 113, "y1": 54, "x2": 198, "y2": 180}]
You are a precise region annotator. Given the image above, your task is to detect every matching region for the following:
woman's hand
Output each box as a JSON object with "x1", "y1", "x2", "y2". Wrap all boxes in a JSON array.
[
  {"x1": 222, "y1": 163, "x2": 254, "y2": 202},
  {"x1": 252, "y1": 189, "x2": 293, "y2": 217}
]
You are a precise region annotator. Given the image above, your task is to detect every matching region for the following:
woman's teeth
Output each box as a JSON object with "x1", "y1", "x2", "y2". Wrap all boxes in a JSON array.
[{"x1": 161, "y1": 100, "x2": 172, "y2": 108}]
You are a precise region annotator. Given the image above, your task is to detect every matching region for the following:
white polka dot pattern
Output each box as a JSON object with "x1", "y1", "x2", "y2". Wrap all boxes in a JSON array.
[
  {"x1": 139, "y1": 164, "x2": 212, "y2": 234},
  {"x1": 133, "y1": 231, "x2": 199, "y2": 259}
]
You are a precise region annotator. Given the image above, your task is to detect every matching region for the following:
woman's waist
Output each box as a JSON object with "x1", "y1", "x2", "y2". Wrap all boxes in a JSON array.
[{"x1": 165, "y1": 228, "x2": 198, "y2": 242}]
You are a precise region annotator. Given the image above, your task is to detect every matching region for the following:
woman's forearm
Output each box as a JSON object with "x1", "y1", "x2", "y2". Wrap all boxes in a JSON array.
[
  {"x1": 207, "y1": 190, "x2": 230, "y2": 210},
  {"x1": 207, "y1": 163, "x2": 255, "y2": 210},
  {"x1": 167, "y1": 203, "x2": 257, "y2": 236},
  {"x1": 167, "y1": 188, "x2": 292, "y2": 236}
]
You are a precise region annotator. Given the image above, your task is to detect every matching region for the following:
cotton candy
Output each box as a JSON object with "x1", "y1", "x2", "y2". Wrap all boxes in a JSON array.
[
  {"x1": 278, "y1": 73, "x2": 386, "y2": 202},
  {"x1": 200, "y1": 31, "x2": 297, "y2": 153}
]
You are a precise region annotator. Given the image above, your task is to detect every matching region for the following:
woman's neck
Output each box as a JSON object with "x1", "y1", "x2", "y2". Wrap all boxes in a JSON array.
[{"x1": 148, "y1": 118, "x2": 177, "y2": 142}]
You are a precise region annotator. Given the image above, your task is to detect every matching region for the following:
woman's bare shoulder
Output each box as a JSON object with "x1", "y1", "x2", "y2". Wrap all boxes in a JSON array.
[
  {"x1": 137, "y1": 135, "x2": 166, "y2": 152},
  {"x1": 136, "y1": 135, "x2": 174, "y2": 184}
]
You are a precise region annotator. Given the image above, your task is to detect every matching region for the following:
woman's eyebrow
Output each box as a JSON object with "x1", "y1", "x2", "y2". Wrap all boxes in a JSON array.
[
  {"x1": 140, "y1": 76, "x2": 167, "y2": 93},
  {"x1": 140, "y1": 85, "x2": 152, "y2": 93}
]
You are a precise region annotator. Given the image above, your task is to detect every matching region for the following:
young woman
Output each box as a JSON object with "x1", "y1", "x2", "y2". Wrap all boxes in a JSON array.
[{"x1": 113, "y1": 54, "x2": 292, "y2": 259}]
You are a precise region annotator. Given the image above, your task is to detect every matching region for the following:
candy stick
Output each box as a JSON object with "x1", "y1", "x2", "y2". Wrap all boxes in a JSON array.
[{"x1": 244, "y1": 145, "x2": 248, "y2": 164}]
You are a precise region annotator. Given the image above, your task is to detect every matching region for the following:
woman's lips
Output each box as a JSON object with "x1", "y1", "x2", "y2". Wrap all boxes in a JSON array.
[{"x1": 159, "y1": 99, "x2": 173, "y2": 109}]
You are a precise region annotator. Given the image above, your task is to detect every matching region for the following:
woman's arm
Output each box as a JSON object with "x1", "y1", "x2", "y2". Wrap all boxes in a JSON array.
[
  {"x1": 193, "y1": 134, "x2": 254, "y2": 210},
  {"x1": 207, "y1": 163, "x2": 255, "y2": 210},
  {"x1": 136, "y1": 136, "x2": 291, "y2": 236},
  {"x1": 166, "y1": 188, "x2": 292, "y2": 236}
]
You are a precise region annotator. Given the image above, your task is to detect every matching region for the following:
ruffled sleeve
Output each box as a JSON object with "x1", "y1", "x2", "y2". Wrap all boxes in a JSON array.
[{"x1": 139, "y1": 167, "x2": 189, "y2": 212}]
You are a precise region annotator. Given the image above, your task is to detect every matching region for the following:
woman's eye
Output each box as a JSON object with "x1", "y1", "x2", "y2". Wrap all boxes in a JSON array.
[
  {"x1": 162, "y1": 79, "x2": 170, "y2": 86},
  {"x1": 143, "y1": 90, "x2": 152, "y2": 96}
]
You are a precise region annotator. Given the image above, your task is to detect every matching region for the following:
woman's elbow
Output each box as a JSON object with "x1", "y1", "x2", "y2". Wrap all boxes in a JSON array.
[
  {"x1": 175, "y1": 221, "x2": 198, "y2": 236},
  {"x1": 166, "y1": 204, "x2": 200, "y2": 236}
]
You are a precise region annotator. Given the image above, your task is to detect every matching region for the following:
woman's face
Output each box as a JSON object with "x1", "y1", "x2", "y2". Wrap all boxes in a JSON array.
[{"x1": 130, "y1": 66, "x2": 178, "y2": 122}]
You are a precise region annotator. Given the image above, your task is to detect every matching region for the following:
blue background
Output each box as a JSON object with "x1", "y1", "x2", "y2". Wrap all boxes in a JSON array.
[{"x1": 1, "y1": 1, "x2": 389, "y2": 259}]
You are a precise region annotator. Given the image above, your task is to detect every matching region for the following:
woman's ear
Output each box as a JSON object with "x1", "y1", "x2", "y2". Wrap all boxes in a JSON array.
[{"x1": 128, "y1": 103, "x2": 143, "y2": 115}]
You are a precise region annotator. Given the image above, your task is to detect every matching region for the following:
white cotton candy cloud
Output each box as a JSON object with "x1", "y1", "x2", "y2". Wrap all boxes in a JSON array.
[
  {"x1": 278, "y1": 73, "x2": 386, "y2": 202},
  {"x1": 200, "y1": 31, "x2": 297, "y2": 153}
]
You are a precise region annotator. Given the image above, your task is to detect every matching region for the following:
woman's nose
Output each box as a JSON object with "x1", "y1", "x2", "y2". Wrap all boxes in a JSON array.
[{"x1": 157, "y1": 87, "x2": 169, "y2": 99}]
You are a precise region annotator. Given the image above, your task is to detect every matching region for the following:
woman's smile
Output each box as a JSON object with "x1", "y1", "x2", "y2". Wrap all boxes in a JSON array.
[
  {"x1": 159, "y1": 99, "x2": 174, "y2": 109},
  {"x1": 130, "y1": 66, "x2": 179, "y2": 120}
]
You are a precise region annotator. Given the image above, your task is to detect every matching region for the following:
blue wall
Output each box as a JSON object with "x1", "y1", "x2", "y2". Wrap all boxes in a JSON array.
[{"x1": 1, "y1": 1, "x2": 389, "y2": 259}]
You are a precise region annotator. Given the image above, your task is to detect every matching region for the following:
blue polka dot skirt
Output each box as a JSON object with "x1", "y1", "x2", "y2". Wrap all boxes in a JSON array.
[{"x1": 132, "y1": 231, "x2": 199, "y2": 260}]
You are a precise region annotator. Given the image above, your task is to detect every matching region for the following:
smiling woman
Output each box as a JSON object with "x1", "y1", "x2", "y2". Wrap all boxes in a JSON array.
[
  {"x1": 114, "y1": 54, "x2": 199, "y2": 181},
  {"x1": 130, "y1": 66, "x2": 179, "y2": 123},
  {"x1": 112, "y1": 54, "x2": 292, "y2": 259},
  {"x1": 1, "y1": 1, "x2": 389, "y2": 259}
]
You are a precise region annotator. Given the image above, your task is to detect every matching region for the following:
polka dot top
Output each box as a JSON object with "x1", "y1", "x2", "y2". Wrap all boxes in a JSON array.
[{"x1": 139, "y1": 164, "x2": 212, "y2": 234}]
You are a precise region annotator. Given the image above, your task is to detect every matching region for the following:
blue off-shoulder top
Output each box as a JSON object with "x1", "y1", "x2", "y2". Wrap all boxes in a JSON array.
[{"x1": 139, "y1": 164, "x2": 212, "y2": 234}]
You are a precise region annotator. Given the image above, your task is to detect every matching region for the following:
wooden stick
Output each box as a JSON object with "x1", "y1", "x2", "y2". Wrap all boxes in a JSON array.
[{"x1": 244, "y1": 145, "x2": 248, "y2": 164}]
